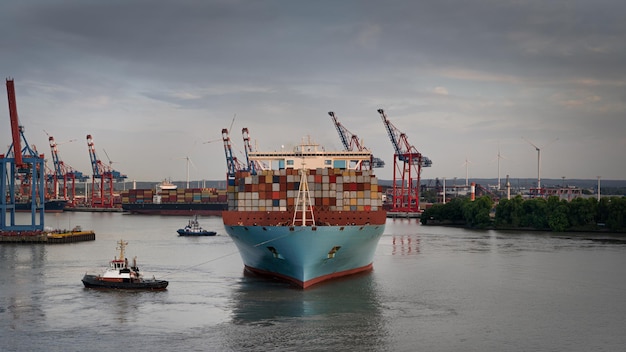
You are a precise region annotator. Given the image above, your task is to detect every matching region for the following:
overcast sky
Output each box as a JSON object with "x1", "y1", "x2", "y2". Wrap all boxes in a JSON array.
[{"x1": 1, "y1": 0, "x2": 625, "y2": 185}]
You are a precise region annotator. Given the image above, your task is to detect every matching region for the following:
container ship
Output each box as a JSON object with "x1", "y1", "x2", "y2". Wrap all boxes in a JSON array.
[
  {"x1": 121, "y1": 181, "x2": 227, "y2": 216},
  {"x1": 15, "y1": 199, "x2": 68, "y2": 213},
  {"x1": 222, "y1": 138, "x2": 387, "y2": 288}
]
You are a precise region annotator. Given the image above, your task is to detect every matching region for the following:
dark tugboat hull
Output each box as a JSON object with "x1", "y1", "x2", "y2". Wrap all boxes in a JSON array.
[
  {"x1": 177, "y1": 229, "x2": 216, "y2": 236},
  {"x1": 81, "y1": 274, "x2": 168, "y2": 290}
]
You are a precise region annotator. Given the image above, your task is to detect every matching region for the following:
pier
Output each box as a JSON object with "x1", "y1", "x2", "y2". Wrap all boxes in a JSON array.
[
  {"x1": 386, "y1": 211, "x2": 421, "y2": 219},
  {"x1": 0, "y1": 230, "x2": 96, "y2": 244}
]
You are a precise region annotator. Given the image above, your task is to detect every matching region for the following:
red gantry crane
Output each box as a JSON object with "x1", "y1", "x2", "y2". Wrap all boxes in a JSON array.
[
  {"x1": 1, "y1": 78, "x2": 45, "y2": 231},
  {"x1": 47, "y1": 134, "x2": 88, "y2": 206},
  {"x1": 378, "y1": 109, "x2": 432, "y2": 213},
  {"x1": 86, "y1": 134, "x2": 127, "y2": 208},
  {"x1": 328, "y1": 111, "x2": 385, "y2": 170}
]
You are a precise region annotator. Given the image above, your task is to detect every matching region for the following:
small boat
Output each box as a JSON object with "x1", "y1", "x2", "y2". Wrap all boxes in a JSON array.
[
  {"x1": 177, "y1": 215, "x2": 216, "y2": 236},
  {"x1": 82, "y1": 239, "x2": 168, "y2": 290}
]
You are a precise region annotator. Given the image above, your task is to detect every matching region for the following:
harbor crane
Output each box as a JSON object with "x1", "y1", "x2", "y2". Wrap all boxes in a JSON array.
[
  {"x1": 47, "y1": 134, "x2": 88, "y2": 206},
  {"x1": 328, "y1": 111, "x2": 385, "y2": 170},
  {"x1": 1, "y1": 78, "x2": 45, "y2": 231},
  {"x1": 222, "y1": 128, "x2": 246, "y2": 180},
  {"x1": 378, "y1": 109, "x2": 432, "y2": 213},
  {"x1": 86, "y1": 134, "x2": 127, "y2": 208},
  {"x1": 242, "y1": 127, "x2": 263, "y2": 175}
]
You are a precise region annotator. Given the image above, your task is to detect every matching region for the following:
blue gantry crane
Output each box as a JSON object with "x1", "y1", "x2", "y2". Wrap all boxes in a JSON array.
[
  {"x1": 221, "y1": 128, "x2": 246, "y2": 181},
  {"x1": 378, "y1": 108, "x2": 432, "y2": 213},
  {"x1": 241, "y1": 127, "x2": 258, "y2": 175},
  {"x1": 328, "y1": 111, "x2": 385, "y2": 169},
  {"x1": 1, "y1": 78, "x2": 45, "y2": 232}
]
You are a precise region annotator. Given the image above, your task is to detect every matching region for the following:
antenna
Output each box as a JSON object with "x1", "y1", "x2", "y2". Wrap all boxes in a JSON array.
[{"x1": 522, "y1": 137, "x2": 558, "y2": 189}]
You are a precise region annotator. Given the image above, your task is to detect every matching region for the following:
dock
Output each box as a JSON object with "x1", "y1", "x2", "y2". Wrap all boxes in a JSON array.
[{"x1": 386, "y1": 212, "x2": 422, "y2": 219}]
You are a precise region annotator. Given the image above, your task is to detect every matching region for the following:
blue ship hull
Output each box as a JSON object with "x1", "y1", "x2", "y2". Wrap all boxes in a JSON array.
[{"x1": 224, "y1": 223, "x2": 385, "y2": 288}]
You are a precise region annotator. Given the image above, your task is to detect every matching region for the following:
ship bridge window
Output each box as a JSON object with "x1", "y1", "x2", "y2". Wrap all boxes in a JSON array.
[
  {"x1": 325, "y1": 159, "x2": 332, "y2": 165},
  {"x1": 333, "y1": 160, "x2": 346, "y2": 169}
]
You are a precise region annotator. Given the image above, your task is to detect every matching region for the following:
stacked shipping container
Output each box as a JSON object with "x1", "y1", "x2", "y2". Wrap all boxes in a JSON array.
[
  {"x1": 121, "y1": 188, "x2": 227, "y2": 204},
  {"x1": 227, "y1": 168, "x2": 382, "y2": 212}
]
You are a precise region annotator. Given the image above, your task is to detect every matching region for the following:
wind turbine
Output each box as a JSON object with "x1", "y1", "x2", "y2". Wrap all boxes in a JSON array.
[
  {"x1": 179, "y1": 156, "x2": 196, "y2": 188},
  {"x1": 494, "y1": 142, "x2": 507, "y2": 190},
  {"x1": 103, "y1": 148, "x2": 117, "y2": 167},
  {"x1": 522, "y1": 137, "x2": 558, "y2": 189},
  {"x1": 462, "y1": 157, "x2": 472, "y2": 186}
]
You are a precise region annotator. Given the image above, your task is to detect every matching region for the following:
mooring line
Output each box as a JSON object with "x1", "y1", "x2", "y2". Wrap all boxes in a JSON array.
[{"x1": 158, "y1": 229, "x2": 300, "y2": 279}]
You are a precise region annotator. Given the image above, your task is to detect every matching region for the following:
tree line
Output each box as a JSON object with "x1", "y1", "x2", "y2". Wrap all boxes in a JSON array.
[{"x1": 420, "y1": 195, "x2": 626, "y2": 232}]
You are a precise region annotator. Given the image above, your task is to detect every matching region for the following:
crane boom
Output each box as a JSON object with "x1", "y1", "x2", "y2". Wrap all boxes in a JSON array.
[
  {"x1": 6, "y1": 79, "x2": 23, "y2": 167},
  {"x1": 86, "y1": 134, "x2": 125, "y2": 208},
  {"x1": 378, "y1": 109, "x2": 431, "y2": 167},
  {"x1": 87, "y1": 134, "x2": 105, "y2": 177},
  {"x1": 48, "y1": 136, "x2": 64, "y2": 178},
  {"x1": 329, "y1": 111, "x2": 356, "y2": 151},
  {"x1": 328, "y1": 111, "x2": 385, "y2": 169},
  {"x1": 222, "y1": 128, "x2": 245, "y2": 178},
  {"x1": 241, "y1": 127, "x2": 258, "y2": 175},
  {"x1": 47, "y1": 135, "x2": 87, "y2": 204}
]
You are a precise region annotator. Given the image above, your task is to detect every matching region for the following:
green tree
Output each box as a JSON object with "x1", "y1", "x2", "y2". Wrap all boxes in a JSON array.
[
  {"x1": 520, "y1": 198, "x2": 548, "y2": 229},
  {"x1": 420, "y1": 197, "x2": 467, "y2": 225},
  {"x1": 463, "y1": 196, "x2": 493, "y2": 229},
  {"x1": 567, "y1": 197, "x2": 597, "y2": 228},
  {"x1": 546, "y1": 196, "x2": 569, "y2": 231},
  {"x1": 495, "y1": 195, "x2": 524, "y2": 227},
  {"x1": 606, "y1": 197, "x2": 626, "y2": 231}
]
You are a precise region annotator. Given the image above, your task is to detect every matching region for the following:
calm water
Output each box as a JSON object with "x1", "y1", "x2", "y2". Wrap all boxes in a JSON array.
[{"x1": 2, "y1": 212, "x2": 626, "y2": 351}]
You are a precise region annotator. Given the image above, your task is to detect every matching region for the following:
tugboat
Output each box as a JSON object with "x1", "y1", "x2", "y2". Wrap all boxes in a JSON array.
[
  {"x1": 177, "y1": 215, "x2": 216, "y2": 236},
  {"x1": 81, "y1": 239, "x2": 168, "y2": 290}
]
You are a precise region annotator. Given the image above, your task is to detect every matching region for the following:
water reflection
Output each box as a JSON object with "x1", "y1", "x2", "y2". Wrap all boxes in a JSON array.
[
  {"x1": 391, "y1": 235, "x2": 420, "y2": 255},
  {"x1": 225, "y1": 272, "x2": 388, "y2": 350},
  {"x1": 81, "y1": 289, "x2": 143, "y2": 324},
  {"x1": 0, "y1": 245, "x2": 47, "y2": 330}
]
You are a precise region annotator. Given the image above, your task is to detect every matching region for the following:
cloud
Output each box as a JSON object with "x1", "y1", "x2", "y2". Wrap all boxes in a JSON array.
[
  {"x1": 433, "y1": 86, "x2": 449, "y2": 96},
  {"x1": 1, "y1": 0, "x2": 626, "y2": 181}
]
